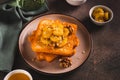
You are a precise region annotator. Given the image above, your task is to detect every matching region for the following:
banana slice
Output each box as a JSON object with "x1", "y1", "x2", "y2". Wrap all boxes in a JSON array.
[
  {"x1": 57, "y1": 37, "x2": 68, "y2": 47},
  {"x1": 41, "y1": 37, "x2": 50, "y2": 45},
  {"x1": 50, "y1": 35, "x2": 62, "y2": 42},
  {"x1": 104, "y1": 12, "x2": 109, "y2": 20},
  {"x1": 53, "y1": 27, "x2": 63, "y2": 36},
  {"x1": 42, "y1": 27, "x2": 52, "y2": 38},
  {"x1": 63, "y1": 28, "x2": 69, "y2": 37}
]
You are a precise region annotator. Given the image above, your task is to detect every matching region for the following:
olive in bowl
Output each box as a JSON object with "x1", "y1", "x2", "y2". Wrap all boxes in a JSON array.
[{"x1": 89, "y1": 5, "x2": 113, "y2": 25}]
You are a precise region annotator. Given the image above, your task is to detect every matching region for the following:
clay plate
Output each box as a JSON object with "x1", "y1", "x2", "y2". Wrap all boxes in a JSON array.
[{"x1": 19, "y1": 14, "x2": 92, "y2": 74}]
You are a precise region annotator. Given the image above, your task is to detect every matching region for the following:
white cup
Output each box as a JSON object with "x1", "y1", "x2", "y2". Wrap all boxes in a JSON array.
[
  {"x1": 66, "y1": 0, "x2": 87, "y2": 6},
  {"x1": 4, "y1": 69, "x2": 33, "y2": 80}
]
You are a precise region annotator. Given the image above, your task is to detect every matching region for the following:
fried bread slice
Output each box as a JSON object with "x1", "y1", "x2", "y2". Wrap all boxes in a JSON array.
[
  {"x1": 31, "y1": 34, "x2": 79, "y2": 56},
  {"x1": 36, "y1": 52, "x2": 57, "y2": 62},
  {"x1": 28, "y1": 30, "x2": 58, "y2": 62},
  {"x1": 29, "y1": 19, "x2": 79, "y2": 57}
]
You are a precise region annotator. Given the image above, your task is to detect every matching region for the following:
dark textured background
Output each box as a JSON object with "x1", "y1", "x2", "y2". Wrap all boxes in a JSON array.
[{"x1": 0, "y1": 0, "x2": 120, "y2": 80}]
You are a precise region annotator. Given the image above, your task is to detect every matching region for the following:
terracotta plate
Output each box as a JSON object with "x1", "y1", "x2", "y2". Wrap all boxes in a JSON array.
[{"x1": 19, "y1": 14, "x2": 92, "y2": 74}]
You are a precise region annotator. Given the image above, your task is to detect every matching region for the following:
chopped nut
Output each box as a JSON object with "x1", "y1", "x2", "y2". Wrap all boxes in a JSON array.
[
  {"x1": 32, "y1": 57, "x2": 37, "y2": 61},
  {"x1": 82, "y1": 50, "x2": 86, "y2": 54},
  {"x1": 59, "y1": 57, "x2": 72, "y2": 68}
]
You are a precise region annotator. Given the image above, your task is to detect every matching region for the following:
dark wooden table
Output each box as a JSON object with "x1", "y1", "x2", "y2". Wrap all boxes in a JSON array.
[{"x1": 0, "y1": 0, "x2": 120, "y2": 80}]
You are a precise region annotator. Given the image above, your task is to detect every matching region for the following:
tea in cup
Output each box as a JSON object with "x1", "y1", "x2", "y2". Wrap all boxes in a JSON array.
[{"x1": 4, "y1": 69, "x2": 33, "y2": 80}]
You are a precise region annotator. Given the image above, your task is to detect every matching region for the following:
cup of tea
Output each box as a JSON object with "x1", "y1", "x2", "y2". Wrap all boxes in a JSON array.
[{"x1": 4, "y1": 69, "x2": 33, "y2": 80}]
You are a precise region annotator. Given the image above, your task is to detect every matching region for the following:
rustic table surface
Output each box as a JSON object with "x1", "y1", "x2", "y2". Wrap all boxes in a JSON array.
[{"x1": 0, "y1": 0, "x2": 120, "y2": 80}]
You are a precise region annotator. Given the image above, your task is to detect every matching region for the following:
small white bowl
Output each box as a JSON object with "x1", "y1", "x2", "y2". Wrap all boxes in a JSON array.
[
  {"x1": 4, "y1": 69, "x2": 33, "y2": 80},
  {"x1": 89, "y1": 5, "x2": 113, "y2": 26},
  {"x1": 66, "y1": 0, "x2": 87, "y2": 6}
]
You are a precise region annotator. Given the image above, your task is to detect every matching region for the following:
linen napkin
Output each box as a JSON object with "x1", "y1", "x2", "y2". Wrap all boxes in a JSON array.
[{"x1": 0, "y1": 0, "x2": 48, "y2": 72}]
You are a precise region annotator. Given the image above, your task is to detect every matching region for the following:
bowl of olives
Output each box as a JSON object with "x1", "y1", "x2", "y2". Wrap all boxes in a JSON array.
[{"x1": 89, "y1": 5, "x2": 113, "y2": 25}]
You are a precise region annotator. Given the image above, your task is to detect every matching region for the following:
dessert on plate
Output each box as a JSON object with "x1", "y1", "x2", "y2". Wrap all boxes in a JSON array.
[{"x1": 28, "y1": 19, "x2": 79, "y2": 67}]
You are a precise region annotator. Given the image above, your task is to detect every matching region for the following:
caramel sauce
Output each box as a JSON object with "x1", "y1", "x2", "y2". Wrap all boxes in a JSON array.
[{"x1": 8, "y1": 73, "x2": 30, "y2": 80}]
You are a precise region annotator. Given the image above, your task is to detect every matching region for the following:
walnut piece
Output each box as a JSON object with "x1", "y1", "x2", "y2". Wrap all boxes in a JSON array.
[{"x1": 59, "y1": 57, "x2": 72, "y2": 68}]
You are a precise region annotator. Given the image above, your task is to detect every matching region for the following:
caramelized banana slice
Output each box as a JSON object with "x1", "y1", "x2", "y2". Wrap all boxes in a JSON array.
[
  {"x1": 42, "y1": 27, "x2": 52, "y2": 38},
  {"x1": 53, "y1": 27, "x2": 63, "y2": 36},
  {"x1": 104, "y1": 12, "x2": 109, "y2": 21},
  {"x1": 92, "y1": 8, "x2": 104, "y2": 18},
  {"x1": 63, "y1": 28, "x2": 70, "y2": 37},
  {"x1": 57, "y1": 37, "x2": 68, "y2": 47},
  {"x1": 93, "y1": 8, "x2": 104, "y2": 14},
  {"x1": 41, "y1": 37, "x2": 50, "y2": 45},
  {"x1": 50, "y1": 35, "x2": 62, "y2": 42}
]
